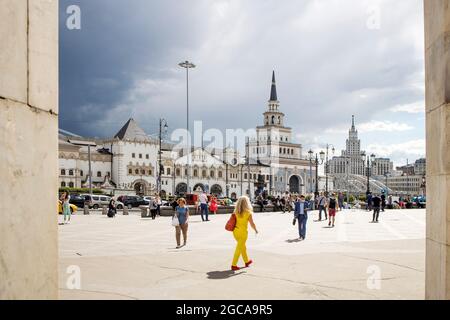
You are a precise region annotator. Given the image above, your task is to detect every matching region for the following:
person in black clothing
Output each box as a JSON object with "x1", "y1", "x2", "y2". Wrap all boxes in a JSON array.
[
  {"x1": 257, "y1": 194, "x2": 265, "y2": 212},
  {"x1": 274, "y1": 196, "x2": 282, "y2": 212},
  {"x1": 108, "y1": 199, "x2": 117, "y2": 218},
  {"x1": 371, "y1": 194, "x2": 382, "y2": 223},
  {"x1": 381, "y1": 193, "x2": 386, "y2": 212}
]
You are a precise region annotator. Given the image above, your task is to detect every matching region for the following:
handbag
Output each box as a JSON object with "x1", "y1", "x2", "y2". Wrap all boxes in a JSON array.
[
  {"x1": 172, "y1": 214, "x2": 180, "y2": 227},
  {"x1": 225, "y1": 213, "x2": 237, "y2": 232}
]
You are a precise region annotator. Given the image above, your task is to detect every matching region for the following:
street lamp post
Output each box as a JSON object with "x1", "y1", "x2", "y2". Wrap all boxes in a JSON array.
[
  {"x1": 324, "y1": 144, "x2": 335, "y2": 196},
  {"x1": 308, "y1": 150, "x2": 325, "y2": 197},
  {"x1": 362, "y1": 152, "x2": 376, "y2": 195},
  {"x1": 158, "y1": 119, "x2": 168, "y2": 197},
  {"x1": 179, "y1": 60, "x2": 196, "y2": 194},
  {"x1": 68, "y1": 139, "x2": 97, "y2": 196}
]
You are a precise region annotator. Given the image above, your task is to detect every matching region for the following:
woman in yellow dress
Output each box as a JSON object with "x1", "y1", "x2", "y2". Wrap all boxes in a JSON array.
[{"x1": 231, "y1": 196, "x2": 258, "y2": 271}]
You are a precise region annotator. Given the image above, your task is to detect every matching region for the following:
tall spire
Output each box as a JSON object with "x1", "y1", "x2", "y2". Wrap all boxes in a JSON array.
[
  {"x1": 351, "y1": 115, "x2": 355, "y2": 130},
  {"x1": 270, "y1": 70, "x2": 278, "y2": 101}
]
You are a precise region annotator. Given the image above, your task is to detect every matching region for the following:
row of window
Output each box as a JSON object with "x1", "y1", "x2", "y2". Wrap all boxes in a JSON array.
[
  {"x1": 132, "y1": 153, "x2": 150, "y2": 160},
  {"x1": 253, "y1": 147, "x2": 295, "y2": 156},
  {"x1": 61, "y1": 182, "x2": 75, "y2": 188},
  {"x1": 61, "y1": 169, "x2": 109, "y2": 178}
]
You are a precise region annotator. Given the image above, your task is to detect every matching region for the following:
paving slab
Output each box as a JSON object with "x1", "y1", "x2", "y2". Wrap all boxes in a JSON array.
[{"x1": 59, "y1": 209, "x2": 426, "y2": 300}]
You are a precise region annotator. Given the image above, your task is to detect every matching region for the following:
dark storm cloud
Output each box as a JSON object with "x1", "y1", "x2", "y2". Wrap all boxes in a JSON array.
[{"x1": 59, "y1": 0, "x2": 425, "y2": 165}]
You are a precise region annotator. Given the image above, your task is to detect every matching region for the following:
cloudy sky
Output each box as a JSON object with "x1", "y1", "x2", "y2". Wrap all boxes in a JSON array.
[{"x1": 59, "y1": 0, "x2": 425, "y2": 167}]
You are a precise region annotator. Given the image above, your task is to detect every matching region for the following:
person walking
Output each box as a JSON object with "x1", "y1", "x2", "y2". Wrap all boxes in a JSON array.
[
  {"x1": 371, "y1": 194, "x2": 382, "y2": 223},
  {"x1": 317, "y1": 192, "x2": 328, "y2": 221},
  {"x1": 209, "y1": 196, "x2": 218, "y2": 215},
  {"x1": 174, "y1": 198, "x2": 190, "y2": 249},
  {"x1": 274, "y1": 196, "x2": 282, "y2": 212},
  {"x1": 149, "y1": 197, "x2": 158, "y2": 220},
  {"x1": 155, "y1": 195, "x2": 162, "y2": 216},
  {"x1": 367, "y1": 193, "x2": 373, "y2": 212},
  {"x1": 199, "y1": 191, "x2": 209, "y2": 222},
  {"x1": 60, "y1": 192, "x2": 71, "y2": 224},
  {"x1": 107, "y1": 198, "x2": 117, "y2": 218},
  {"x1": 381, "y1": 193, "x2": 386, "y2": 212},
  {"x1": 338, "y1": 192, "x2": 345, "y2": 211},
  {"x1": 294, "y1": 195, "x2": 310, "y2": 240},
  {"x1": 328, "y1": 193, "x2": 338, "y2": 227},
  {"x1": 231, "y1": 196, "x2": 258, "y2": 271},
  {"x1": 257, "y1": 194, "x2": 265, "y2": 212}
]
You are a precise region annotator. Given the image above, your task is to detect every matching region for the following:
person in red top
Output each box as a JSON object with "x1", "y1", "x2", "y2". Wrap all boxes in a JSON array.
[
  {"x1": 328, "y1": 193, "x2": 338, "y2": 228},
  {"x1": 209, "y1": 197, "x2": 218, "y2": 215}
]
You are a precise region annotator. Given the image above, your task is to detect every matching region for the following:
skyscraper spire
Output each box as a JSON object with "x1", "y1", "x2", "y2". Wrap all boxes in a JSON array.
[
  {"x1": 270, "y1": 70, "x2": 278, "y2": 101},
  {"x1": 351, "y1": 115, "x2": 355, "y2": 130}
]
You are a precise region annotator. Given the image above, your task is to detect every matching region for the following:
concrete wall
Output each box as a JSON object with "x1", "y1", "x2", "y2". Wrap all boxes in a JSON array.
[
  {"x1": 0, "y1": 0, "x2": 58, "y2": 299},
  {"x1": 424, "y1": 0, "x2": 450, "y2": 300}
]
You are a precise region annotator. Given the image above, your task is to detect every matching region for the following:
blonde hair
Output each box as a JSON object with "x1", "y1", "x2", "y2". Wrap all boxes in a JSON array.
[
  {"x1": 177, "y1": 198, "x2": 186, "y2": 206},
  {"x1": 235, "y1": 196, "x2": 253, "y2": 216}
]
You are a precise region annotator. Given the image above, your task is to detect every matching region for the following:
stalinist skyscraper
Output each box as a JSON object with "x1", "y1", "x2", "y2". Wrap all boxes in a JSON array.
[{"x1": 329, "y1": 116, "x2": 365, "y2": 175}]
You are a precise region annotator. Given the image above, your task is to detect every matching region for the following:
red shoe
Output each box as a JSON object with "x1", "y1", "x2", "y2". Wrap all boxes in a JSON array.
[
  {"x1": 231, "y1": 266, "x2": 240, "y2": 271},
  {"x1": 245, "y1": 260, "x2": 253, "y2": 268}
]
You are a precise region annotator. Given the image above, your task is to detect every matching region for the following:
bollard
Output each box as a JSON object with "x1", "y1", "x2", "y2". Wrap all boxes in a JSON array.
[
  {"x1": 83, "y1": 205, "x2": 90, "y2": 215},
  {"x1": 123, "y1": 206, "x2": 129, "y2": 215},
  {"x1": 140, "y1": 206, "x2": 149, "y2": 218},
  {"x1": 102, "y1": 206, "x2": 108, "y2": 215}
]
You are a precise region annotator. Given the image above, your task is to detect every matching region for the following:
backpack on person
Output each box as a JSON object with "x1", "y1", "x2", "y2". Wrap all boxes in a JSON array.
[{"x1": 329, "y1": 198, "x2": 336, "y2": 209}]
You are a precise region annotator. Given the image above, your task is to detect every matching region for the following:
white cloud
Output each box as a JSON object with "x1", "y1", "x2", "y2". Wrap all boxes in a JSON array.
[
  {"x1": 390, "y1": 101, "x2": 425, "y2": 114},
  {"x1": 367, "y1": 139, "x2": 425, "y2": 166},
  {"x1": 324, "y1": 121, "x2": 414, "y2": 134},
  {"x1": 358, "y1": 121, "x2": 414, "y2": 133}
]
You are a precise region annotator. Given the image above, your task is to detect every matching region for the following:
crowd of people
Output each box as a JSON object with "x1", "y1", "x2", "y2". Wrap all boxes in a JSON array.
[{"x1": 61, "y1": 188, "x2": 424, "y2": 271}]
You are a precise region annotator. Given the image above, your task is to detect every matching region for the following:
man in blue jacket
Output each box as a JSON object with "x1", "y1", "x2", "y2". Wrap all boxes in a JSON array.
[{"x1": 294, "y1": 195, "x2": 310, "y2": 241}]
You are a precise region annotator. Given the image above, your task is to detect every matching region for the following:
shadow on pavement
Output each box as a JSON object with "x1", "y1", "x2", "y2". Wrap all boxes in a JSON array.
[
  {"x1": 207, "y1": 270, "x2": 245, "y2": 280},
  {"x1": 285, "y1": 239, "x2": 301, "y2": 243}
]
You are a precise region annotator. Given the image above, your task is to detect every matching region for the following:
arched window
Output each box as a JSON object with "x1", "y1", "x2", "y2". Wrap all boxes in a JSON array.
[
  {"x1": 210, "y1": 171, "x2": 215, "y2": 178},
  {"x1": 61, "y1": 169, "x2": 66, "y2": 176},
  {"x1": 129, "y1": 169, "x2": 132, "y2": 175},
  {"x1": 194, "y1": 169, "x2": 198, "y2": 177},
  {"x1": 176, "y1": 169, "x2": 181, "y2": 176},
  {"x1": 61, "y1": 182, "x2": 66, "y2": 187},
  {"x1": 80, "y1": 170, "x2": 84, "y2": 177},
  {"x1": 69, "y1": 182, "x2": 74, "y2": 188},
  {"x1": 69, "y1": 170, "x2": 74, "y2": 176},
  {"x1": 218, "y1": 171, "x2": 223, "y2": 178},
  {"x1": 202, "y1": 170, "x2": 207, "y2": 178},
  {"x1": 135, "y1": 169, "x2": 139, "y2": 175},
  {"x1": 97, "y1": 171, "x2": 102, "y2": 177},
  {"x1": 167, "y1": 168, "x2": 171, "y2": 175}
]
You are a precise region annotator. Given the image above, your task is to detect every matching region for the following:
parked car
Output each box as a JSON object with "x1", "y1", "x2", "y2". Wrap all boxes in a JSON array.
[
  {"x1": 81, "y1": 194, "x2": 112, "y2": 209},
  {"x1": 117, "y1": 195, "x2": 149, "y2": 209},
  {"x1": 58, "y1": 201, "x2": 78, "y2": 215},
  {"x1": 68, "y1": 194, "x2": 87, "y2": 208},
  {"x1": 115, "y1": 200, "x2": 125, "y2": 210}
]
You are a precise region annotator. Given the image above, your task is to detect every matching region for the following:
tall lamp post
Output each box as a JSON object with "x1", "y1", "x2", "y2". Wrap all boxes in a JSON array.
[
  {"x1": 68, "y1": 139, "x2": 97, "y2": 196},
  {"x1": 308, "y1": 149, "x2": 325, "y2": 197},
  {"x1": 362, "y1": 152, "x2": 376, "y2": 195},
  {"x1": 158, "y1": 119, "x2": 168, "y2": 197},
  {"x1": 324, "y1": 144, "x2": 335, "y2": 196},
  {"x1": 179, "y1": 60, "x2": 196, "y2": 194}
]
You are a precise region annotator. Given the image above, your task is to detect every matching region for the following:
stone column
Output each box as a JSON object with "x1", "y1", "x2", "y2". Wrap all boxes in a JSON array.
[
  {"x1": 0, "y1": 0, "x2": 58, "y2": 299},
  {"x1": 424, "y1": 0, "x2": 450, "y2": 300}
]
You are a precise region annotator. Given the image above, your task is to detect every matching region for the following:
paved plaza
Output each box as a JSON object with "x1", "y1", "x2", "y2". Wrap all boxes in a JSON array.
[{"x1": 59, "y1": 209, "x2": 426, "y2": 300}]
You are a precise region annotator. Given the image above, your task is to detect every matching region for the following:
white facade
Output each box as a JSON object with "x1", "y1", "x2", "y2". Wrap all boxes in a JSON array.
[{"x1": 59, "y1": 71, "x2": 316, "y2": 198}]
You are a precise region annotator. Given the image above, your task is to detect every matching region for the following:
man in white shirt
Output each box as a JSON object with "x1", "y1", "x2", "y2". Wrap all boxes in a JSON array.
[
  {"x1": 317, "y1": 192, "x2": 328, "y2": 221},
  {"x1": 199, "y1": 191, "x2": 209, "y2": 222}
]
